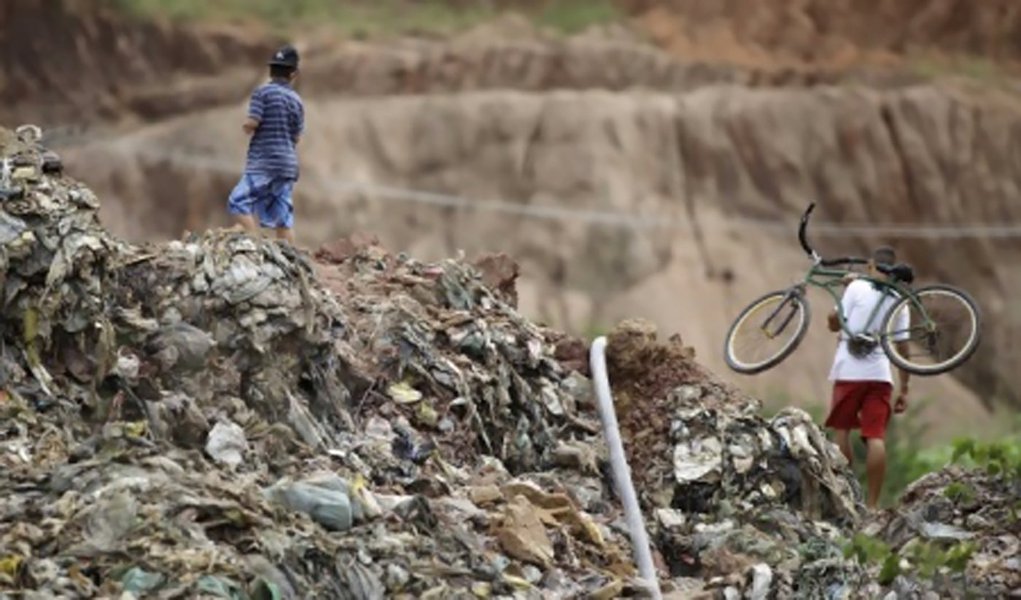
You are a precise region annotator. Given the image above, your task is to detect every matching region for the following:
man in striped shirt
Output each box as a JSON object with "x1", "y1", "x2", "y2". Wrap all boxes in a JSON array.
[{"x1": 228, "y1": 44, "x2": 305, "y2": 244}]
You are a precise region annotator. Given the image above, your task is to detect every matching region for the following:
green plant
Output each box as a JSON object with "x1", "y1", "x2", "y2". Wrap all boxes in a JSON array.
[
  {"x1": 537, "y1": 0, "x2": 621, "y2": 34},
  {"x1": 581, "y1": 321, "x2": 610, "y2": 341},
  {"x1": 104, "y1": 0, "x2": 623, "y2": 36},
  {"x1": 910, "y1": 56, "x2": 1011, "y2": 85},
  {"x1": 843, "y1": 533, "x2": 975, "y2": 588},
  {"x1": 943, "y1": 481, "x2": 976, "y2": 504},
  {"x1": 758, "y1": 389, "x2": 823, "y2": 422},
  {"x1": 950, "y1": 436, "x2": 1021, "y2": 481}
]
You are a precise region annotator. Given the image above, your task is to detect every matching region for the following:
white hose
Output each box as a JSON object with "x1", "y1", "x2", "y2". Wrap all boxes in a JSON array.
[{"x1": 589, "y1": 336, "x2": 662, "y2": 599}]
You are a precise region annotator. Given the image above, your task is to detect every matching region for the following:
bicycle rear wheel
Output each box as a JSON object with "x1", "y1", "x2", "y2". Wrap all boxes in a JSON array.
[
  {"x1": 880, "y1": 284, "x2": 981, "y2": 376},
  {"x1": 724, "y1": 289, "x2": 811, "y2": 374}
]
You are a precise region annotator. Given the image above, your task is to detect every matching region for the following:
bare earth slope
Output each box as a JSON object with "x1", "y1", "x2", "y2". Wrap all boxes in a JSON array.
[
  {"x1": 0, "y1": 0, "x2": 269, "y2": 127},
  {"x1": 13, "y1": 1, "x2": 1021, "y2": 433},
  {"x1": 61, "y1": 82, "x2": 1017, "y2": 440},
  {"x1": 622, "y1": 0, "x2": 1021, "y2": 70}
]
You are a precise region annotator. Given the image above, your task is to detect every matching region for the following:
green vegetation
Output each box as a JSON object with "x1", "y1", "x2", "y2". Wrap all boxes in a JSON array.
[
  {"x1": 762, "y1": 391, "x2": 1021, "y2": 507},
  {"x1": 863, "y1": 409, "x2": 1021, "y2": 507},
  {"x1": 844, "y1": 532, "x2": 976, "y2": 587},
  {"x1": 105, "y1": 0, "x2": 623, "y2": 36},
  {"x1": 948, "y1": 435, "x2": 1021, "y2": 481},
  {"x1": 842, "y1": 430, "x2": 1021, "y2": 592},
  {"x1": 536, "y1": 0, "x2": 619, "y2": 34},
  {"x1": 582, "y1": 321, "x2": 610, "y2": 341},
  {"x1": 909, "y1": 55, "x2": 1015, "y2": 85}
]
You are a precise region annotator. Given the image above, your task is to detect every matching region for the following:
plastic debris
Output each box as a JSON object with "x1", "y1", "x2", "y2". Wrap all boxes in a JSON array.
[
  {"x1": 206, "y1": 420, "x2": 248, "y2": 468},
  {"x1": 0, "y1": 124, "x2": 1015, "y2": 599},
  {"x1": 0, "y1": 125, "x2": 635, "y2": 598},
  {"x1": 866, "y1": 466, "x2": 1021, "y2": 597}
]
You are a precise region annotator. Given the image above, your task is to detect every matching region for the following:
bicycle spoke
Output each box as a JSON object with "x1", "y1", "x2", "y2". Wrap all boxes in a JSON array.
[
  {"x1": 885, "y1": 288, "x2": 978, "y2": 372},
  {"x1": 729, "y1": 294, "x2": 805, "y2": 370}
]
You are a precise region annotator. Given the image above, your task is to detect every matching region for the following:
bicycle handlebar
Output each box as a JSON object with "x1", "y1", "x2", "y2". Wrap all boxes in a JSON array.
[
  {"x1": 798, "y1": 203, "x2": 816, "y2": 257},
  {"x1": 798, "y1": 203, "x2": 865, "y2": 267},
  {"x1": 820, "y1": 257, "x2": 869, "y2": 267},
  {"x1": 795, "y1": 203, "x2": 913, "y2": 282}
]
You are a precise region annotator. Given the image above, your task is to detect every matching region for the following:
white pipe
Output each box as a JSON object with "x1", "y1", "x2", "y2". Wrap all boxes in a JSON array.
[{"x1": 589, "y1": 336, "x2": 662, "y2": 599}]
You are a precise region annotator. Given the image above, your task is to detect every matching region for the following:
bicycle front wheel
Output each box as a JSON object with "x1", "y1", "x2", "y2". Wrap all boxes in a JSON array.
[
  {"x1": 880, "y1": 284, "x2": 981, "y2": 376},
  {"x1": 724, "y1": 289, "x2": 811, "y2": 374}
]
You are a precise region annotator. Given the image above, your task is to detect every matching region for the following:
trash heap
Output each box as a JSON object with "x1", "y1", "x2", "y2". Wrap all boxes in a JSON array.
[
  {"x1": 1, "y1": 124, "x2": 1016, "y2": 599},
  {"x1": 863, "y1": 465, "x2": 1021, "y2": 598},
  {"x1": 601, "y1": 320, "x2": 880, "y2": 598},
  {"x1": 0, "y1": 125, "x2": 635, "y2": 599}
]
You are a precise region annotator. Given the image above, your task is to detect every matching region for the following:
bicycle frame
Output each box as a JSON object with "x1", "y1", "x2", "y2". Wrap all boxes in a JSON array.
[
  {"x1": 801, "y1": 263, "x2": 934, "y2": 341},
  {"x1": 756, "y1": 202, "x2": 938, "y2": 344}
]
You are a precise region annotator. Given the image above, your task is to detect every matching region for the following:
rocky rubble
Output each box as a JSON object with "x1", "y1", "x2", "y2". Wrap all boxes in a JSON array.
[{"x1": 0, "y1": 123, "x2": 1018, "y2": 599}]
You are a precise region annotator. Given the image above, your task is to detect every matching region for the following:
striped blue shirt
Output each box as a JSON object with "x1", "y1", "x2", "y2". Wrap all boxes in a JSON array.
[{"x1": 245, "y1": 81, "x2": 304, "y2": 180}]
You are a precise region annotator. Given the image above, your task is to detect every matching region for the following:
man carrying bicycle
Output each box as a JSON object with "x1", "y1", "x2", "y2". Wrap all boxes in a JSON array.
[{"x1": 825, "y1": 246, "x2": 911, "y2": 509}]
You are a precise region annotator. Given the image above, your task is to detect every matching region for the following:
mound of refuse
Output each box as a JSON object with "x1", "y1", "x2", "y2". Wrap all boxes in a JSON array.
[
  {"x1": 0, "y1": 122, "x2": 1017, "y2": 599},
  {"x1": 600, "y1": 320, "x2": 872, "y2": 597},
  {"x1": 0, "y1": 125, "x2": 630, "y2": 598},
  {"x1": 863, "y1": 465, "x2": 1021, "y2": 597}
]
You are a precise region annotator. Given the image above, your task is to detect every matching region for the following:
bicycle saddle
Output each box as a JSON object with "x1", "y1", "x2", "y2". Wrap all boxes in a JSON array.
[{"x1": 878, "y1": 263, "x2": 914, "y2": 284}]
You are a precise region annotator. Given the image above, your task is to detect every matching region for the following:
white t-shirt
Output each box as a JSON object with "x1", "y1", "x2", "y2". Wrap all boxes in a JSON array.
[{"x1": 828, "y1": 279, "x2": 910, "y2": 383}]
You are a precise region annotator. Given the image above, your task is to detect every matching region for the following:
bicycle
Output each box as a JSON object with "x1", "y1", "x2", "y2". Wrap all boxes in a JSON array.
[{"x1": 723, "y1": 203, "x2": 981, "y2": 376}]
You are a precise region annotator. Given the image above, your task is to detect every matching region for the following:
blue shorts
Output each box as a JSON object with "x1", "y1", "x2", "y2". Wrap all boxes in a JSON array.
[{"x1": 227, "y1": 173, "x2": 295, "y2": 229}]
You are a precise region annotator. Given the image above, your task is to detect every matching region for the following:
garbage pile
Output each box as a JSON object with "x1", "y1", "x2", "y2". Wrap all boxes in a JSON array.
[
  {"x1": 598, "y1": 320, "x2": 1021, "y2": 598},
  {"x1": 863, "y1": 465, "x2": 1021, "y2": 597},
  {"x1": 0, "y1": 125, "x2": 637, "y2": 599},
  {"x1": 1, "y1": 123, "x2": 1015, "y2": 599},
  {"x1": 602, "y1": 319, "x2": 880, "y2": 598}
]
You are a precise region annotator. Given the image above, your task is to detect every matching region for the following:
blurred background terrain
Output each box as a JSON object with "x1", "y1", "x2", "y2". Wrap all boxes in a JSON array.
[{"x1": 4, "y1": 0, "x2": 1020, "y2": 482}]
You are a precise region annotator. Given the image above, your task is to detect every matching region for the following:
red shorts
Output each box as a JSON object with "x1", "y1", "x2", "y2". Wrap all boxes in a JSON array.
[{"x1": 825, "y1": 380, "x2": 892, "y2": 440}]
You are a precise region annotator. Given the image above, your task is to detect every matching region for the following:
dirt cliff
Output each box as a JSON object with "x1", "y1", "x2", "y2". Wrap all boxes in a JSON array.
[
  {"x1": 1, "y1": 0, "x2": 950, "y2": 135},
  {"x1": 13, "y1": 2, "x2": 1020, "y2": 430},
  {"x1": 59, "y1": 80, "x2": 1018, "y2": 433},
  {"x1": 0, "y1": 0, "x2": 270, "y2": 128},
  {"x1": 622, "y1": 0, "x2": 1021, "y2": 70}
]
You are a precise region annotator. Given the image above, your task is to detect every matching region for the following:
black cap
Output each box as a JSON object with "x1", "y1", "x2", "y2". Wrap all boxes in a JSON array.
[
  {"x1": 268, "y1": 44, "x2": 299, "y2": 69},
  {"x1": 873, "y1": 246, "x2": 896, "y2": 266}
]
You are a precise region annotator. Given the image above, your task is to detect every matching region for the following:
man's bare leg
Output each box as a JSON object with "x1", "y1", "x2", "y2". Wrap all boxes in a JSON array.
[
  {"x1": 275, "y1": 227, "x2": 294, "y2": 244},
  {"x1": 834, "y1": 429, "x2": 853, "y2": 465},
  {"x1": 865, "y1": 437, "x2": 886, "y2": 509},
  {"x1": 236, "y1": 214, "x2": 259, "y2": 233}
]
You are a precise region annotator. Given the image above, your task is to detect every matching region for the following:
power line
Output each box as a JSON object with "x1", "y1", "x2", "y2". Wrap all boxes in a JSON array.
[{"x1": 60, "y1": 140, "x2": 1021, "y2": 239}]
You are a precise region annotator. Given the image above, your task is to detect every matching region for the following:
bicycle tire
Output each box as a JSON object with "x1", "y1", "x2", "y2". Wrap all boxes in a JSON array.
[
  {"x1": 880, "y1": 284, "x2": 982, "y2": 376},
  {"x1": 724, "y1": 289, "x2": 811, "y2": 375}
]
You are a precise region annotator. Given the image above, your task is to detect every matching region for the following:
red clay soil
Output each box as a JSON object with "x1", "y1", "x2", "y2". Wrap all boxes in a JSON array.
[
  {"x1": 602, "y1": 318, "x2": 745, "y2": 490},
  {"x1": 619, "y1": 0, "x2": 1021, "y2": 73}
]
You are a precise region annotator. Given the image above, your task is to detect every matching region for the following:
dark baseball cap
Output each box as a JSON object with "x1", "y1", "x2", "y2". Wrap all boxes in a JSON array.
[
  {"x1": 268, "y1": 44, "x2": 300, "y2": 69},
  {"x1": 873, "y1": 246, "x2": 896, "y2": 266}
]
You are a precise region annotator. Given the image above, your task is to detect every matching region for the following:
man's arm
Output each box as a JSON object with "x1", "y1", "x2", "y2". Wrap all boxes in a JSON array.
[
  {"x1": 829, "y1": 281, "x2": 857, "y2": 333},
  {"x1": 244, "y1": 89, "x2": 265, "y2": 135},
  {"x1": 894, "y1": 343, "x2": 911, "y2": 413},
  {"x1": 291, "y1": 98, "x2": 304, "y2": 145},
  {"x1": 243, "y1": 117, "x2": 260, "y2": 135},
  {"x1": 893, "y1": 305, "x2": 912, "y2": 412}
]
